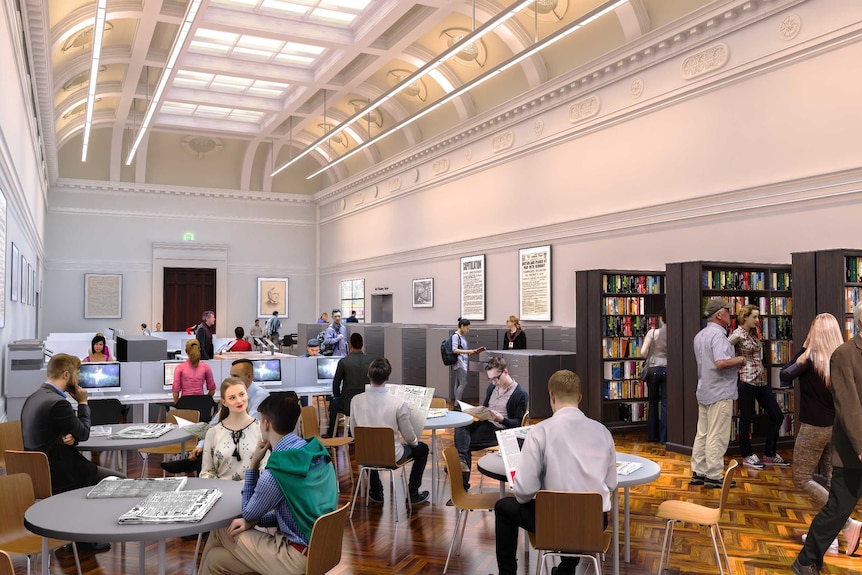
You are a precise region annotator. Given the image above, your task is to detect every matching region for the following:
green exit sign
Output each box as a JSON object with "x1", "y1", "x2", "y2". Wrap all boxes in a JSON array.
[{"x1": 183, "y1": 232, "x2": 195, "y2": 241}]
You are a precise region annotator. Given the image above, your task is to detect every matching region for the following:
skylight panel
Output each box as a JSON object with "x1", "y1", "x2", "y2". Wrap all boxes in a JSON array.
[
  {"x1": 275, "y1": 53, "x2": 314, "y2": 65},
  {"x1": 189, "y1": 40, "x2": 231, "y2": 54},
  {"x1": 195, "y1": 105, "x2": 231, "y2": 118},
  {"x1": 212, "y1": 0, "x2": 258, "y2": 6},
  {"x1": 247, "y1": 86, "x2": 285, "y2": 97},
  {"x1": 261, "y1": 0, "x2": 309, "y2": 15},
  {"x1": 213, "y1": 75, "x2": 253, "y2": 87},
  {"x1": 254, "y1": 80, "x2": 288, "y2": 89},
  {"x1": 233, "y1": 46, "x2": 274, "y2": 59},
  {"x1": 320, "y1": 0, "x2": 370, "y2": 11},
  {"x1": 160, "y1": 102, "x2": 196, "y2": 115},
  {"x1": 284, "y1": 42, "x2": 325, "y2": 55},
  {"x1": 237, "y1": 35, "x2": 283, "y2": 51},
  {"x1": 174, "y1": 70, "x2": 214, "y2": 88},
  {"x1": 310, "y1": 7, "x2": 356, "y2": 24},
  {"x1": 228, "y1": 109, "x2": 265, "y2": 122},
  {"x1": 194, "y1": 28, "x2": 238, "y2": 44}
]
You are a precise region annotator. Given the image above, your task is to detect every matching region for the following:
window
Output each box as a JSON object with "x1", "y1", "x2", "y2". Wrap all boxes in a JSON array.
[{"x1": 340, "y1": 278, "x2": 365, "y2": 321}]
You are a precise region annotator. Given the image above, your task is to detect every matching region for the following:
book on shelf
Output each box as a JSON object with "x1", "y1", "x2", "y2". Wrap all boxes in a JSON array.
[
  {"x1": 117, "y1": 488, "x2": 222, "y2": 524},
  {"x1": 702, "y1": 270, "x2": 766, "y2": 291},
  {"x1": 603, "y1": 360, "x2": 642, "y2": 380},
  {"x1": 846, "y1": 287, "x2": 862, "y2": 313},
  {"x1": 602, "y1": 315, "x2": 657, "y2": 337},
  {"x1": 771, "y1": 271, "x2": 792, "y2": 290},
  {"x1": 602, "y1": 380, "x2": 647, "y2": 400},
  {"x1": 847, "y1": 256, "x2": 862, "y2": 283},
  {"x1": 87, "y1": 476, "x2": 188, "y2": 499},
  {"x1": 602, "y1": 274, "x2": 663, "y2": 294},
  {"x1": 770, "y1": 341, "x2": 793, "y2": 364},
  {"x1": 846, "y1": 318, "x2": 858, "y2": 340},
  {"x1": 602, "y1": 337, "x2": 644, "y2": 359},
  {"x1": 603, "y1": 296, "x2": 646, "y2": 315},
  {"x1": 617, "y1": 402, "x2": 648, "y2": 423}
]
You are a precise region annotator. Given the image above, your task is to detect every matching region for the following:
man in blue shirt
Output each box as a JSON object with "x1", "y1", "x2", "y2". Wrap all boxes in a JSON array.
[
  {"x1": 198, "y1": 394, "x2": 337, "y2": 575},
  {"x1": 323, "y1": 309, "x2": 348, "y2": 357}
]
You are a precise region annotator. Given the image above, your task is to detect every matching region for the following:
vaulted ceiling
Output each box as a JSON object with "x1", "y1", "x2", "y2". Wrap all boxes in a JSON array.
[{"x1": 31, "y1": 0, "x2": 712, "y2": 194}]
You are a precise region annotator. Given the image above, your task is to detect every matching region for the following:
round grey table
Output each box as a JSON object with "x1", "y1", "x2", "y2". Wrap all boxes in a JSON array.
[
  {"x1": 24, "y1": 477, "x2": 243, "y2": 575},
  {"x1": 477, "y1": 451, "x2": 660, "y2": 575},
  {"x1": 76, "y1": 423, "x2": 195, "y2": 476},
  {"x1": 423, "y1": 410, "x2": 474, "y2": 504}
]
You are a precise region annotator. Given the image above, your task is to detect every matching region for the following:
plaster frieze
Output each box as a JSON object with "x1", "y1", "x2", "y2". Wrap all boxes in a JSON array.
[{"x1": 52, "y1": 179, "x2": 315, "y2": 205}]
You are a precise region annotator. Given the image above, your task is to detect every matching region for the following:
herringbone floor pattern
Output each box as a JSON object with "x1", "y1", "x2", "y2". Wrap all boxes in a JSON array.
[{"x1": 5, "y1": 430, "x2": 860, "y2": 574}]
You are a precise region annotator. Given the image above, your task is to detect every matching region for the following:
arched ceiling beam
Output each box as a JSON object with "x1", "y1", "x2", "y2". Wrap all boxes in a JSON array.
[{"x1": 615, "y1": 0, "x2": 650, "y2": 41}]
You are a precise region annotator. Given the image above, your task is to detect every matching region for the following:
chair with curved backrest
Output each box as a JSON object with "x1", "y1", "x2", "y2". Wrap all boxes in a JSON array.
[
  {"x1": 138, "y1": 409, "x2": 201, "y2": 478},
  {"x1": 4, "y1": 450, "x2": 54, "y2": 500},
  {"x1": 350, "y1": 426, "x2": 414, "y2": 522},
  {"x1": 656, "y1": 459, "x2": 740, "y2": 574},
  {"x1": 0, "y1": 473, "x2": 82, "y2": 575},
  {"x1": 300, "y1": 406, "x2": 352, "y2": 492},
  {"x1": 305, "y1": 503, "x2": 350, "y2": 575},
  {"x1": 0, "y1": 420, "x2": 23, "y2": 471},
  {"x1": 175, "y1": 394, "x2": 217, "y2": 424},
  {"x1": 0, "y1": 550, "x2": 13, "y2": 575},
  {"x1": 430, "y1": 397, "x2": 448, "y2": 409}
]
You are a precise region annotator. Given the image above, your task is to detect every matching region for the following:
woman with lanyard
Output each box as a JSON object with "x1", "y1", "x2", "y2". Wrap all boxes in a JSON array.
[{"x1": 504, "y1": 315, "x2": 527, "y2": 350}]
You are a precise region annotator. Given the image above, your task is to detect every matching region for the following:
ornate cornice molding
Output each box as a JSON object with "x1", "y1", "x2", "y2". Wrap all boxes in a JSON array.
[
  {"x1": 22, "y1": 0, "x2": 58, "y2": 187},
  {"x1": 50, "y1": 206, "x2": 314, "y2": 227}
]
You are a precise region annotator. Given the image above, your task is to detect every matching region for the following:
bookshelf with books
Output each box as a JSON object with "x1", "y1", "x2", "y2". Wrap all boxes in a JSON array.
[
  {"x1": 575, "y1": 270, "x2": 665, "y2": 432},
  {"x1": 665, "y1": 261, "x2": 795, "y2": 455}
]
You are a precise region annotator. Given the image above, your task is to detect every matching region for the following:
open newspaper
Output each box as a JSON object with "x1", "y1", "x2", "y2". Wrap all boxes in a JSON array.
[
  {"x1": 110, "y1": 423, "x2": 174, "y2": 440},
  {"x1": 87, "y1": 476, "x2": 188, "y2": 499},
  {"x1": 117, "y1": 488, "x2": 222, "y2": 524},
  {"x1": 494, "y1": 426, "x2": 532, "y2": 489},
  {"x1": 379, "y1": 384, "x2": 434, "y2": 436},
  {"x1": 457, "y1": 400, "x2": 493, "y2": 421},
  {"x1": 173, "y1": 415, "x2": 210, "y2": 440}
]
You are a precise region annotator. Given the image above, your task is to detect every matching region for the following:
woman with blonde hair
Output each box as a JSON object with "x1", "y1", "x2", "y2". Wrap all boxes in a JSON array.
[
  {"x1": 781, "y1": 313, "x2": 861, "y2": 552},
  {"x1": 171, "y1": 339, "x2": 216, "y2": 402},
  {"x1": 729, "y1": 304, "x2": 787, "y2": 469},
  {"x1": 504, "y1": 315, "x2": 527, "y2": 350}
]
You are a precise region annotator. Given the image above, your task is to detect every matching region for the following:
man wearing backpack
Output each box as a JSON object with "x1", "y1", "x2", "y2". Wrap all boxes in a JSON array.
[
  {"x1": 264, "y1": 311, "x2": 281, "y2": 345},
  {"x1": 323, "y1": 309, "x2": 348, "y2": 357}
]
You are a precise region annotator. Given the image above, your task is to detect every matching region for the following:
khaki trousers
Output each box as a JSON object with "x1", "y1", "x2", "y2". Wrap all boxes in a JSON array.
[
  {"x1": 198, "y1": 526, "x2": 307, "y2": 575},
  {"x1": 691, "y1": 399, "x2": 732, "y2": 480}
]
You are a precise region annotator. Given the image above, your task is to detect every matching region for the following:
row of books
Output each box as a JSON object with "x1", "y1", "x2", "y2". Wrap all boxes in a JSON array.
[
  {"x1": 602, "y1": 337, "x2": 644, "y2": 359},
  {"x1": 703, "y1": 270, "x2": 767, "y2": 291},
  {"x1": 769, "y1": 341, "x2": 793, "y2": 364},
  {"x1": 601, "y1": 315, "x2": 659, "y2": 337},
  {"x1": 616, "y1": 401, "x2": 648, "y2": 423},
  {"x1": 602, "y1": 274, "x2": 663, "y2": 295},
  {"x1": 847, "y1": 287, "x2": 862, "y2": 313},
  {"x1": 603, "y1": 360, "x2": 643, "y2": 380},
  {"x1": 730, "y1": 413, "x2": 795, "y2": 440},
  {"x1": 603, "y1": 296, "x2": 648, "y2": 315},
  {"x1": 774, "y1": 391, "x2": 794, "y2": 413},
  {"x1": 847, "y1": 257, "x2": 862, "y2": 283},
  {"x1": 847, "y1": 318, "x2": 858, "y2": 340},
  {"x1": 759, "y1": 316, "x2": 793, "y2": 341},
  {"x1": 603, "y1": 379, "x2": 647, "y2": 400},
  {"x1": 700, "y1": 296, "x2": 792, "y2": 316}
]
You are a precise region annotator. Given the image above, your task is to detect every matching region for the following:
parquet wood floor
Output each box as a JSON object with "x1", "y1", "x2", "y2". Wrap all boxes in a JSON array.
[{"x1": 6, "y1": 430, "x2": 861, "y2": 574}]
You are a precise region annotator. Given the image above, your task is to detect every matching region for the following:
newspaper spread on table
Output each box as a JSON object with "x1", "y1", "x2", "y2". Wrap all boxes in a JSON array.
[
  {"x1": 117, "y1": 489, "x2": 222, "y2": 524},
  {"x1": 495, "y1": 426, "x2": 532, "y2": 489},
  {"x1": 89, "y1": 425, "x2": 113, "y2": 437},
  {"x1": 87, "y1": 476, "x2": 188, "y2": 499},
  {"x1": 110, "y1": 423, "x2": 175, "y2": 440}
]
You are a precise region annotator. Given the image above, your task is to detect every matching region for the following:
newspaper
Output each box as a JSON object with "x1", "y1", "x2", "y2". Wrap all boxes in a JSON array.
[
  {"x1": 117, "y1": 489, "x2": 222, "y2": 524},
  {"x1": 380, "y1": 384, "x2": 434, "y2": 437},
  {"x1": 457, "y1": 400, "x2": 492, "y2": 421},
  {"x1": 111, "y1": 423, "x2": 174, "y2": 440},
  {"x1": 89, "y1": 425, "x2": 113, "y2": 437},
  {"x1": 495, "y1": 426, "x2": 532, "y2": 488},
  {"x1": 426, "y1": 408, "x2": 448, "y2": 419},
  {"x1": 616, "y1": 461, "x2": 643, "y2": 476},
  {"x1": 87, "y1": 476, "x2": 188, "y2": 499}
]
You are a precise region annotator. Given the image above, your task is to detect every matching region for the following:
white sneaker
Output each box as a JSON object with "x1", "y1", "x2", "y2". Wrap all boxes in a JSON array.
[
  {"x1": 844, "y1": 518, "x2": 861, "y2": 555},
  {"x1": 743, "y1": 454, "x2": 765, "y2": 469},
  {"x1": 801, "y1": 533, "x2": 839, "y2": 548}
]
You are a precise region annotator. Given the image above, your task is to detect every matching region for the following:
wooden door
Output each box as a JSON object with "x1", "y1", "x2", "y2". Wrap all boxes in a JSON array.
[{"x1": 163, "y1": 268, "x2": 216, "y2": 331}]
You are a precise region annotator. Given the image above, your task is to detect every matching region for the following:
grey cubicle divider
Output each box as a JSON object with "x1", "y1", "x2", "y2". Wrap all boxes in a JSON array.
[
  {"x1": 140, "y1": 361, "x2": 167, "y2": 394},
  {"x1": 118, "y1": 362, "x2": 142, "y2": 395},
  {"x1": 280, "y1": 357, "x2": 296, "y2": 388},
  {"x1": 294, "y1": 357, "x2": 318, "y2": 388}
]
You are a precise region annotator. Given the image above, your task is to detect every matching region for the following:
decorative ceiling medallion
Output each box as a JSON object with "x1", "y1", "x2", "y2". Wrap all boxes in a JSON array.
[
  {"x1": 440, "y1": 28, "x2": 487, "y2": 68},
  {"x1": 181, "y1": 135, "x2": 224, "y2": 159},
  {"x1": 491, "y1": 131, "x2": 514, "y2": 153},
  {"x1": 526, "y1": 0, "x2": 568, "y2": 22},
  {"x1": 62, "y1": 22, "x2": 114, "y2": 52},
  {"x1": 348, "y1": 99, "x2": 384, "y2": 130},
  {"x1": 352, "y1": 192, "x2": 364, "y2": 206},
  {"x1": 533, "y1": 119, "x2": 544, "y2": 136},
  {"x1": 387, "y1": 70, "x2": 427, "y2": 102},
  {"x1": 630, "y1": 77, "x2": 644, "y2": 99},
  {"x1": 318, "y1": 123, "x2": 348, "y2": 148},
  {"x1": 388, "y1": 177, "x2": 402, "y2": 192},
  {"x1": 680, "y1": 43, "x2": 729, "y2": 80},
  {"x1": 63, "y1": 67, "x2": 106, "y2": 91},
  {"x1": 568, "y1": 96, "x2": 600, "y2": 124},
  {"x1": 432, "y1": 157, "x2": 449, "y2": 176},
  {"x1": 779, "y1": 14, "x2": 802, "y2": 41}
]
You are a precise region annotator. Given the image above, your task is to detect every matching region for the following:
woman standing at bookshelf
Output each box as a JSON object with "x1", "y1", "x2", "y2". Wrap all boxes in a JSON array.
[
  {"x1": 504, "y1": 315, "x2": 527, "y2": 350},
  {"x1": 200, "y1": 377, "x2": 267, "y2": 481},
  {"x1": 780, "y1": 313, "x2": 861, "y2": 552},
  {"x1": 640, "y1": 312, "x2": 667, "y2": 443},
  {"x1": 729, "y1": 304, "x2": 788, "y2": 469}
]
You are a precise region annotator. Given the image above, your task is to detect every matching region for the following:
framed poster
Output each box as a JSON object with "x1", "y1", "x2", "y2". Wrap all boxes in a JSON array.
[
  {"x1": 85, "y1": 273, "x2": 122, "y2": 318},
  {"x1": 412, "y1": 278, "x2": 433, "y2": 308},
  {"x1": 258, "y1": 277, "x2": 288, "y2": 318},
  {"x1": 30, "y1": 266, "x2": 36, "y2": 306},
  {"x1": 20, "y1": 256, "x2": 27, "y2": 304},
  {"x1": 519, "y1": 245, "x2": 552, "y2": 321},
  {"x1": 0, "y1": 190, "x2": 5, "y2": 326},
  {"x1": 26, "y1": 263, "x2": 32, "y2": 305},
  {"x1": 460, "y1": 254, "x2": 485, "y2": 321},
  {"x1": 10, "y1": 242, "x2": 18, "y2": 302}
]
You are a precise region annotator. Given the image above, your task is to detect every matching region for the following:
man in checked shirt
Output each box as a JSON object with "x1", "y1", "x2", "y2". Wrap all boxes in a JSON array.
[{"x1": 198, "y1": 394, "x2": 338, "y2": 575}]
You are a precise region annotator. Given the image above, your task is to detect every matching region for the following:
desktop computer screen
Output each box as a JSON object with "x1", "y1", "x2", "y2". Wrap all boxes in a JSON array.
[
  {"x1": 163, "y1": 361, "x2": 183, "y2": 390},
  {"x1": 78, "y1": 362, "x2": 121, "y2": 391},
  {"x1": 251, "y1": 359, "x2": 281, "y2": 386},
  {"x1": 316, "y1": 356, "x2": 339, "y2": 383}
]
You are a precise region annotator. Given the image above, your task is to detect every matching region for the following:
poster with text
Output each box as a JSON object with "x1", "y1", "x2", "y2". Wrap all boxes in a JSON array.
[
  {"x1": 460, "y1": 254, "x2": 485, "y2": 321},
  {"x1": 519, "y1": 245, "x2": 551, "y2": 321}
]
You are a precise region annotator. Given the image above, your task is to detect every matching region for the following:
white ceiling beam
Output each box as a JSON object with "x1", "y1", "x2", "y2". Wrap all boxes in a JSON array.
[
  {"x1": 155, "y1": 113, "x2": 260, "y2": 135},
  {"x1": 615, "y1": 0, "x2": 651, "y2": 41},
  {"x1": 50, "y1": 0, "x2": 181, "y2": 52}
]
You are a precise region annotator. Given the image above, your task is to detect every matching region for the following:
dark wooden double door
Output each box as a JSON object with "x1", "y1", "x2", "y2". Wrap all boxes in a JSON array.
[{"x1": 163, "y1": 268, "x2": 216, "y2": 332}]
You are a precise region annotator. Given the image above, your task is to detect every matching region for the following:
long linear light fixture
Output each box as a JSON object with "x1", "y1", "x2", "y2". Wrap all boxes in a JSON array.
[
  {"x1": 305, "y1": 0, "x2": 628, "y2": 180},
  {"x1": 270, "y1": 0, "x2": 538, "y2": 178},
  {"x1": 125, "y1": 0, "x2": 203, "y2": 165},
  {"x1": 80, "y1": 0, "x2": 108, "y2": 162}
]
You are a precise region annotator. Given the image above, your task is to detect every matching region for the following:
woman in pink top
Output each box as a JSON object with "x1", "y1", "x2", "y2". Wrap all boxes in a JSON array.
[{"x1": 172, "y1": 339, "x2": 216, "y2": 402}]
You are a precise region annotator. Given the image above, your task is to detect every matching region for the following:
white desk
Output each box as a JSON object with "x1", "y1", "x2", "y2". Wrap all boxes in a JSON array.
[{"x1": 423, "y1": 410, "x2": 474, "y2": 505}]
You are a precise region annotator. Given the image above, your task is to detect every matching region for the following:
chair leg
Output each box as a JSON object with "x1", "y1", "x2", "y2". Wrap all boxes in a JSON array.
[
  {"x1": 349, "y1": 467, "x2": 366, "y2": 518},
  {"x1": 454, "y1": 510, "x2": 470, "y2": 555},
  {"x1": 536, "y1": 551, "x2": 547, "y2": 575},
  {"x1": 191, "y1": 532, "x2": 203, "y2": 575},
  {"x1": 658, "y1": 519, "x2": 673, "y2": 573},
  {"x1": 140, "y1": 452, "x2": 149, "y2": 478},
  {"x1": 708, "y1": 525, "x2": 725, "y2": 575},
  {"x1": 590, "y1": 554, "x2": 602, "y2": 575},
  {"x1": 715, "y1": 524, "x2": 733, "y2": 575},
  {"x1": 403, "y1": 466, "x2": 412, "y2": 516},
  {"x1": 72, "y1": 542, "x2": 83, "y2": 575},
  {"x1": 443, "y1": 509, "x2": 465, "y2": 574},
  {"x1": 390, "y1": 470, "x2": 400, "y2": 523}
]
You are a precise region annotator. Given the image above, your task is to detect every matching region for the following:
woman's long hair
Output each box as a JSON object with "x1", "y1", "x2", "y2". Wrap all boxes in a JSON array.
[
  {"x1": 805, "y1": 313, "x2": 844, "y2": 388},
  {"x1": 737, "y1": 304, "x2": 760, "y2": 337}
]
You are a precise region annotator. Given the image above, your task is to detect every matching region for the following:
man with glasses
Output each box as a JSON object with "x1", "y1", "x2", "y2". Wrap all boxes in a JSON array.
[
  {"x1": 691, "y1": 297, "x2": 745, "y2": 489},
  {"x1": 453, "y1": 357, "x2": 527, "y2": 495}
]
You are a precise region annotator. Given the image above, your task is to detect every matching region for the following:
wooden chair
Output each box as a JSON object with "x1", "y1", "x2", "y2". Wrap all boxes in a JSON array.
[
  {"x1": 300, "y1": 406, "x2": 352, "y2": 492},
  {"x1": 305, "y1": 503, "x2": 350, "y2": 575},
  {"x1": 0, "y1": 420, "x2": 23, "y2": 471},
  {"x1": 0, "y1": 550, "x2": 13, "y2": 575},
  {"x1": 442, "y1": 446, "x2": 506, "y2": 573},
  {"x1": 656, "y1": 460, "x2": 739, "y2": 575},
  {"x1": 0, "y1": 473, "x2": 82, "y2": 575},
  {"x1": 349, "y1": 426, "x2": 414, "y2": 522},
  {"x1": 430, "y1": 397, "x2": 448, "y2": 408},
  {"x1": 138, "y1": 409, "x2": 200, "y2": 478},
  {"x1": 529, "y1": 491, "x2": 611, "y2": 575},
  {"x1": 4, "y1": 450, "x2": 54, "y2": 500}
]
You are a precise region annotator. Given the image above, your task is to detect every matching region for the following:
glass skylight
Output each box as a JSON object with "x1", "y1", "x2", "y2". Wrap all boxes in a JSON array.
[
  {"x1": 261, "y1": 0, "x2": 309, "y2": 15},
  {"x1": 173, "y1": 70, "x2": 289, "y2": 98},
  {"x1": 159, "y1": 101, "x2": 266, "y2": 124},
  {"x1": 189, "y1": 28, "x2": 323, "y2": 67},
  {"x1": 310, "y1": 7, "x2": 356, "y2": 24}
]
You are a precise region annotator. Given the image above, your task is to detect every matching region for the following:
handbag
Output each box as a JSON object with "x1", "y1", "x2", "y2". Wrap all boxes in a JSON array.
[{"x1": 641, "y1": 329, "x2": 656, "y2": 380}]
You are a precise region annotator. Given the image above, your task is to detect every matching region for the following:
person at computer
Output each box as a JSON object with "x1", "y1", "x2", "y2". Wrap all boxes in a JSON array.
[
  {"x1": 82, "y1": 333, "x2": 112, "y2": 362},
  {"x1": 345, "y1": 310, "x2": 359, "y2": 323},
  {"x1": 494, "y1": 369, "x2": 616, "y2": 575},
  {"x1": 197, "y1": 394, "x2": 337, "y2": 575},
  {"x1": 325, "y1": 332, "x2": 370, "y2": 438},
  {"x1": 141, "y1": 323, "x2": 151, "y2": 336},
  {"x1": 323, "y1": 309, "x2": 348, "y2": 357},
  {"x1": 196, "y1": 310, "x2": 216, "y2": 360},
  {"x1": 299, "y1": 338, "x2": 320, "y2": 357},
  {"x1": 350, "y1": 358, "x2": 430, "y2": 504},
  {"x1": 172, "y1": 339, "x2": 216, "y2": 403},
  {"x1": 229, "y1": 326, "x2": 253, "y2": 352}
]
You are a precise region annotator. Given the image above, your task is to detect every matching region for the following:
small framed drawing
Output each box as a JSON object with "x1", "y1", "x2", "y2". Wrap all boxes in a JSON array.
[
  {"x1": 412, "y1": 278, "x2": 433, "y2": 308},
  {"x1": 10, "y1": 243, "x2": 18, "y2": 302},
  {"x1": 84, "y1": 273, "x2": 122, "y2": 319},
  {"x1": 258, "y1": 277, "x2": 288, "y2": 318}
]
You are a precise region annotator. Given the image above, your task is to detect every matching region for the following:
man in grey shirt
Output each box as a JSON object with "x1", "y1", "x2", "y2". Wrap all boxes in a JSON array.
[{"x1": 691, "y1": 297, "x2": 744, "y2": 489}]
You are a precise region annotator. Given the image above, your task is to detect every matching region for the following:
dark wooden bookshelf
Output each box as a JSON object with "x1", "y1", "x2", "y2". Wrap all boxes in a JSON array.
[
  {"x1": 575, "y1": 270, "x2": 665, "y2": 433},
  {"x1": 666, "y1": 261, "x2": 795, "y2": 456}
]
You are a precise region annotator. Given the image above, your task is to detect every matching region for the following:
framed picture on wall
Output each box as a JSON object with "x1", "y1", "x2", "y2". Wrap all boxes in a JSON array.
[
  {"x1": 257, "y1": 277, "x2": 288, "y2": 318},
  {"x1": 10, "y1": 242, "x2": 18, "y2": 302},
  {"x1": 412, "y1": 278, "x2": 433, "y2": 308},
  {"x1": 519, "y1": 245, "x2": 552, "y2": 322},
  {"x1": 460, "y1": 254, "x2": 485, "y2": 321},
  {"x1": 30, "y1": 267, "x2": 36, "y2": 306},
  {"x1": 0, "y1": 190, "x2": 5, "y2": 326},
  {"x1": 26, "y1": 264, "x2": 32, "y2": 305},
  {"x1": 84, "y1": 273, "x2": 122, "y2": 319},
  {"x1": 20, "y1": 256, "x2": 27, "y2": 304}
]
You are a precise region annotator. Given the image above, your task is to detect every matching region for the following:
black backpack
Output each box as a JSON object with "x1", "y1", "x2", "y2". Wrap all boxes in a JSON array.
[
  {"x1": 317, "y1": 330, "x2": 334, "y2": 356},
  {"x1": 441, "y1": 334, "x2": 459, "y2": 366}
]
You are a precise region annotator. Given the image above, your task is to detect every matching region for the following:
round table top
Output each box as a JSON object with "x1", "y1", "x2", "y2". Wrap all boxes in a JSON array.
[
  {"x1": 477, "y1": 451, "x2": 661, "y2": 489},
  {"x1": 424, "y1": 410, "x2": 474, "y2": 430},
  {"x1": 76, "y1": 423, "x2": 195, "y2": 451},
  {"x1": 25, "y1": 478, "x2": 243, "y2": 542}
]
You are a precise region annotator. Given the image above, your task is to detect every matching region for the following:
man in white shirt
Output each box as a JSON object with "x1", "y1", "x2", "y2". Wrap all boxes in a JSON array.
[
  {"x1": 494, "y1": 370, "x2": 617, "y2": 575},
  {"x1": 350, "y1": 358, "x2": 430, "y2": 504}
]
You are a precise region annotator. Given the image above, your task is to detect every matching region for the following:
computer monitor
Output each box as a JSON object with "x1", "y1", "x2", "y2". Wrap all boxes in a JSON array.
[
  {"x1": 251, "y1": 359, "x2": 282, "y2": 387},
  {"x1": 78, "y1": 362, "x2": 121, "y2": 392},
  {"x1": 316, "y1": 356, "x2": 339, "y2": 384},
  {"x1": 163, "y1": 361, "x2": 183, "y2": 391}
]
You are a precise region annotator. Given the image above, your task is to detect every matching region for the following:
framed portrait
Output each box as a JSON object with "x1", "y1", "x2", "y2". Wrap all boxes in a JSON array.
[
  {"x1": 10, "y1": 242, "x2": 18, "y2": 302},
  {"x1": 519, "y1": 245, "x2": 552, "y2": 322},
  {"x1": 258, "y1": 277, "x2": 288, "y2": 318},
  {"x1": 85, "y1": 273, "x2": 122, "y2": 318},
  {"x1": 412, "y1": 278, "x2": 434, "y2": 308},
  {"x1": 460, "y1": 254, "x2": 485, "y2": 321}
]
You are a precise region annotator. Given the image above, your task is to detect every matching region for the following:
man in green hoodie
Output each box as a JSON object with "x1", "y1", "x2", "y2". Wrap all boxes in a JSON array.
[{"x1": 198, "y1": 394, "x2": 338, "y2": 575}]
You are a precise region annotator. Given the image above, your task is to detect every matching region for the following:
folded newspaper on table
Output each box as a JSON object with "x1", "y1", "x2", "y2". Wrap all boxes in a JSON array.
[
  {"x1": 426, "y1": 408, "x2": 448, "y2": 419},
  {"x1": 117, "y1": 489, "x2": 222, "y2": 524},
  {"x1": 87, "y1": 476, "x2": 188, "y2": 499},
  {"x1": 173, "y1": 415, "x2": 210, "y2": 441},
  {"x1": 110, "y1": 423, "x2": 174, "y2": 440},
  {"x1": 457, "y1": 401, "x2": 493, "y2": 421},
  {"x1": 88, "y1": 425, "x2": 113, "y2": 437},
  {"x1": 616, "y1": 461, "x2": 643, "y2": 476},
  {"x1": 495, "y1": 426, "x2": 532, "y2": 489}
]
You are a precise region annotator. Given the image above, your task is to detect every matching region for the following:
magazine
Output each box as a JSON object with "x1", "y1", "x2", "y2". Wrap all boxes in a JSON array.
[
  {"x1": 87, "y1": 476, "x2": 188, "y2": 499},
  {"x1": 117, "y1": 488, "x2": 222, "y2": 524}
]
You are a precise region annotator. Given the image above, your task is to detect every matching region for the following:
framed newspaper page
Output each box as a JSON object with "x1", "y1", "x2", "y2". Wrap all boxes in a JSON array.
[
  {"x1": 460, "y1": 255, "x2": 485, "y2": 321},
  {"x1": 519, "y1": 245, "x2": 551, "y2": 322},
  {"x1": 85, "y1": 273, "x2": 122, "y2": 319},
  {"x1": 412, "y1": 278, "x2": 433, "y2": 308},
  {"x1": 258, "y1": 277, "x2": 288, "y2": 318}
]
